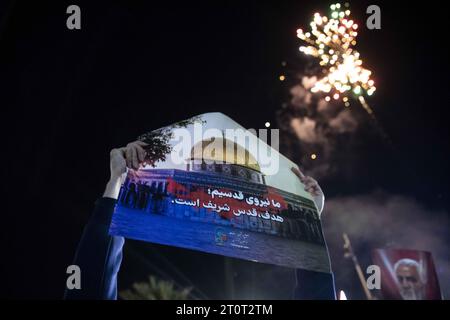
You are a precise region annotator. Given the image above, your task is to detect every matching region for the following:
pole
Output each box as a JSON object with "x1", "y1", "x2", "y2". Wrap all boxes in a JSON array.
[{"x1": 343, "y1": 233, "x2": 373, "y2": 300}]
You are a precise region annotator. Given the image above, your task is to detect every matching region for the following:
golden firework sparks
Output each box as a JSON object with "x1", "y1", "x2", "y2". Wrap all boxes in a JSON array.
[{"x1": 296, "y1": 2, "x2": 376, "y2": 104}]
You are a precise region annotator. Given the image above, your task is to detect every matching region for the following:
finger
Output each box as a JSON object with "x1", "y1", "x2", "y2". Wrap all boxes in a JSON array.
[
  {"x1": 303, "y1": 175, "x2": 316, "y2": 182},
  {"x1": 302, "y1": 177, "x2": 314, "y2": 185},
  {"x1": 306, "y1": 186, "x2": 320, "y2": 196},
  {"x1": 113, "y1": 147, "x2": 127, "y2": 161},
  {"x1": 291, "y1": 167, "x2": 306, "y2": 180},
  {"x1": 311, "y1": 185, "x2": 322, "y2": 196},
  {"x1": 110, "y1": 148, "x2": 119, "y2": 157},
  {"x1": 305, "y1": 187, "x2": 315, "y2": 194},
  {"x1": 306, "y1": 185, "x2": 319, "y2": 191},
  {"x1": 135, "y1": 140, "x2": 149, "y2": 147},
  {"x1": 126, "y1": 147, "x2": 133, "y2": 169},
  {"x1": 304, "y1": 177, "x2": 318, "y2": 188},
  {"x1": 304, "y1": 182, "x2": 316, "y2": 190},
  {"x1": 131, "y1": 147, "x2": 139, "y2": 169},
  {"x1": 135, "y1": 145, "x2": 146, "y2": 162},
  {"x1": 118, "y1": 147, "x2": 127, "y2": 157}
]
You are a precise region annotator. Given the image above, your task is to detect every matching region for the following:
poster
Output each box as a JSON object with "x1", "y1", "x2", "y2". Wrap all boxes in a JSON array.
[
  {"x1": 110, "y1": 112, "x2": 331, "y2": 273},
  {"x1": 372, "y1": 248, "x2": 442, "y2": 300}
]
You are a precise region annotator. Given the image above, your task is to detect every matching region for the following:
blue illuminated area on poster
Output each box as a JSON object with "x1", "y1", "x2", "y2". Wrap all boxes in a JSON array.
[{"x1": 109, "y1": 112, "x2": 331, "y2": 273}]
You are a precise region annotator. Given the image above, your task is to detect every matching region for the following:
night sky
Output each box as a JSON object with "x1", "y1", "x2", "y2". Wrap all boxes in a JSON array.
[{"x1": 2, "y1": 0, "x2": 449, "y2": 299}]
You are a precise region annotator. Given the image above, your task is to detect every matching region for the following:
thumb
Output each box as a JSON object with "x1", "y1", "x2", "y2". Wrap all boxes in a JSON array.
[{"x1": 110, "y1": 147, "x2": 126, "y2": 159}]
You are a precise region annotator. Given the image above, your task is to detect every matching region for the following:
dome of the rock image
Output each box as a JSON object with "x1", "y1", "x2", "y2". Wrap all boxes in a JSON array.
[
  {"x1": 189, "y1": 137, "x2": 261, "y2": 172},
  {"x1": 187, "y1": 137, "x2": 264, "y2": 184}
]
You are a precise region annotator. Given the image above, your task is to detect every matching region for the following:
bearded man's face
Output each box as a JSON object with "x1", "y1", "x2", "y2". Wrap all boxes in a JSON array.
[{"x1": 396, "y1": 265, "x2": 424, "y2": 300}]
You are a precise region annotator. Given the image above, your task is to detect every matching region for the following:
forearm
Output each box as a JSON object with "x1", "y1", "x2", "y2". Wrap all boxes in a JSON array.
[
  {"x1": 103, "y1": 175, "x2": 124, "y2": 199},
  {"x1": 64, "y1": 193, "x2": 124, "y2": 300}
]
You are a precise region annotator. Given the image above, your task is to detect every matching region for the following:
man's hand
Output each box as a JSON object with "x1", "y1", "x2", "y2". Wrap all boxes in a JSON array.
[
  {"x1": 110, "y1": 141, "x2": 147, "y2": 178},
  {"x1": 291, "y1": 167, "x2": 325, "y2": 214},
  {"x1": 103, "y1": 141, "x2": 148, "y2": 199}
]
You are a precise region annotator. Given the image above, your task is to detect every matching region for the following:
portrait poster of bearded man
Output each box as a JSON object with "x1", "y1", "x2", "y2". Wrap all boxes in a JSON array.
[{"x1": 371, "y1": 249, "x2": 442, "y2": 300}]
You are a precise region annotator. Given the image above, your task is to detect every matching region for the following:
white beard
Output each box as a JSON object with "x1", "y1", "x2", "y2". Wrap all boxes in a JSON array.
[{"x1": 399, "y1": 288, "x2": 423, "y2": 300}]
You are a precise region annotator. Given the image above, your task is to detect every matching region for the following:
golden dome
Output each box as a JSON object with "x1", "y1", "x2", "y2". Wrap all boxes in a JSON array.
[{"x1": 190, "y1": 137, "x2": 261, "y2": 173}]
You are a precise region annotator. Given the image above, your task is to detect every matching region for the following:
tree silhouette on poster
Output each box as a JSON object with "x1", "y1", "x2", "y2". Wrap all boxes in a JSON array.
[{"x1": 138, "y1": 116, "x2": 205, "y2": 167}]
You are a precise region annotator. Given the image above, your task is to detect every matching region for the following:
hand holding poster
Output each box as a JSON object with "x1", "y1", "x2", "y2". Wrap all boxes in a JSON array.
[{"x1": 110, "y1": 112, "x2": 331, "y2": 273}]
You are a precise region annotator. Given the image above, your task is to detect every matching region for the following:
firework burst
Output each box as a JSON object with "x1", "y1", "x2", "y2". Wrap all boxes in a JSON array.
[
  {"x1": 295, "y1": 2, "x2": 393, "y2": 146},
  {"x1": 296, "y1": 2, "x2": 376, "y2": 107}
]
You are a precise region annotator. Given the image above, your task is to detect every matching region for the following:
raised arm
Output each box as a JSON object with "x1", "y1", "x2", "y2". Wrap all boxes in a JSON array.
[
  {"x1": 291, "y1": 167, "x2": 336, "y2": 300},
  {"x1": 64, "y1": 141, "x2": 146, "y2": 299}
]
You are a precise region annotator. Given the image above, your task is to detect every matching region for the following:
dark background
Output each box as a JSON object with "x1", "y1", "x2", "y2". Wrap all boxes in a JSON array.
[{"x1": 1, "y1": 0, "x2": 448, "y2": 299}]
